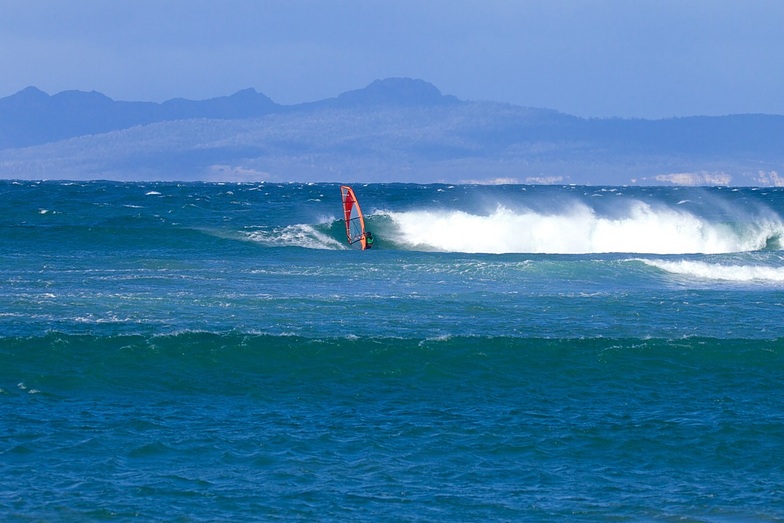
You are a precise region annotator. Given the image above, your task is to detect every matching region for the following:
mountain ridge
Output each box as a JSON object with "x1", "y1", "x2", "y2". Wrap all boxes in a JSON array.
[
  {"x1": 1, "y1": 78, "x2": 783, "y2": 185},
  {"x1": 0, "y1": 78, "x2": 469, "y2": 149}
]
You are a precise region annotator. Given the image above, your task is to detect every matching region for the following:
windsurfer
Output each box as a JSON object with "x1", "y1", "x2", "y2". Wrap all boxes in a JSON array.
[{"x1": 364, "y1": 231, "x2": 374, "y2": 249}]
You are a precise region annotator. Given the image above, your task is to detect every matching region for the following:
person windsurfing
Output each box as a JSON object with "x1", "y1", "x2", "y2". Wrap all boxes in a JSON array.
[{"x1": 340, "y1": 185, "x2": 374, "y2": 250}]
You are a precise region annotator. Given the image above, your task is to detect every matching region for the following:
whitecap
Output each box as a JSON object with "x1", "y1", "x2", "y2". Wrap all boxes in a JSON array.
[
  {"x1": 387, "y1": 200, "x2": 784, "y2": 255},
  {"x1": 641, "y1": 259, "x2": 784, "y2": 283}
]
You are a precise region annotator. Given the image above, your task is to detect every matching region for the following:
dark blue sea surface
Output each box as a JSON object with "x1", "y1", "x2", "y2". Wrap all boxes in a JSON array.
[{"x1": 2, "y1": 181, "x2": 784, "y2": 521}]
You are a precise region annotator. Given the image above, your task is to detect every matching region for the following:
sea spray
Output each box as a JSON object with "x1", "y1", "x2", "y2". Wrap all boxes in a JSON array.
[{"x1": 388, "y1": 199, "x2": 784, "y2": 254}]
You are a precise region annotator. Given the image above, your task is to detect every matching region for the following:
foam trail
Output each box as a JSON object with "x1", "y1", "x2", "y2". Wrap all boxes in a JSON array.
[
  {"x1": 247, "y1": 225, "x2": 344, "y2": 250},
  {"x1": 641, "y1": 259, "x2": 784, "y2": 283},
  {"x1": 389, "y1": 201, "x2": 784, "y2": 254}
]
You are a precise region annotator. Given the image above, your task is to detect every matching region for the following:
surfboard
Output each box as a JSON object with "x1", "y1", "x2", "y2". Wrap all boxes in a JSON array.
[{"x1": 340, "y1": 185, "x2": 370, "y2": 249}]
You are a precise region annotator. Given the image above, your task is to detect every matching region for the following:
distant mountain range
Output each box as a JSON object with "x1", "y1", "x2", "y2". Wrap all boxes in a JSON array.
[{"x1": 1, "y1": 77, "x2": 783, "y2": 185}]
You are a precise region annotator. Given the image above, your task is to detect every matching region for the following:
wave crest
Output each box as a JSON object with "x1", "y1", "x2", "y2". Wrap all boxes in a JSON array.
[{"x1": 388, "y1": 201, "x2": 784, "y2": 254}]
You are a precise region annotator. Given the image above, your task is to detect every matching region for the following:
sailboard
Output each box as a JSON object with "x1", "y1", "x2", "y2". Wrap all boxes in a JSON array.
[{"x1": 340, "y1": 185, "x2": 370, "y2": 249}]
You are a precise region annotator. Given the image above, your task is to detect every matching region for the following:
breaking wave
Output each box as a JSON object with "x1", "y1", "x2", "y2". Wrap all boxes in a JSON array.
[{"x1": 388, "y1": 200, "x2": 784, "y2": 254}]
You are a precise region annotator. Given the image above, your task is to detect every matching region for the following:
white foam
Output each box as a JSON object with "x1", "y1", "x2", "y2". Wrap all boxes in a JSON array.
[
  {"x1": 642, "y1": 259, "x2": 784, "y2": 283},
  {"x1": 248, "y1": 224, "x2": 344, "y2": 250},
  {"x1": 388, "y1": 201, "x2": 784, "y2": 254}
]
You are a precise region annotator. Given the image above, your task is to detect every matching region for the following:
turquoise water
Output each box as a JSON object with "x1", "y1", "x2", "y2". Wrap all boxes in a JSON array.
[{"x1": 2, "y1": 181, "x2": 784, "y2": 521}]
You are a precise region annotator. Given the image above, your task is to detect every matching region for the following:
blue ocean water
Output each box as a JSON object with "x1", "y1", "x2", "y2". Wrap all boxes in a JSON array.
[{"x1": 2, "y1": 181, "x2": 784, "y2": 521}]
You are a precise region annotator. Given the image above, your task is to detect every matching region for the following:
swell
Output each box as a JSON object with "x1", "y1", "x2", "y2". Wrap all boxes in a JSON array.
[
  {"x1": 3, "y1": 332, "x2": 782, "y2": 397},
  {"x1": 5, "y1": 332, "x2": 784, "y2": 522},
  {"x1": 0, "y1": 222, "x2": 259, "y2": 256}
]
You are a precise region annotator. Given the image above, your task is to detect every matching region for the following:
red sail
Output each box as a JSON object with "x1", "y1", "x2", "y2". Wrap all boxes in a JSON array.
[{"x1": 340, "y1": 185, "x2": 368, "y2": 249}]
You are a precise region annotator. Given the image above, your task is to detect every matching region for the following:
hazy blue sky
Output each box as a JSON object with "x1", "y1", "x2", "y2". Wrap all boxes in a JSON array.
[{"x1": 2, "y1": 0, "x2": 783, "y2": 118}]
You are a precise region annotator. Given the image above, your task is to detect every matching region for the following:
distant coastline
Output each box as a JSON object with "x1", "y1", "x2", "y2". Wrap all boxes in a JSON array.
[{"x1": 1, "y1": 78, "x2": 783, "y2": 186}]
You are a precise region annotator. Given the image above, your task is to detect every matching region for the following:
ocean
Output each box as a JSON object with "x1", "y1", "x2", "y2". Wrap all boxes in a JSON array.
[{"x1": 2, "y1": 181, "x2": 783, "y2": 521}]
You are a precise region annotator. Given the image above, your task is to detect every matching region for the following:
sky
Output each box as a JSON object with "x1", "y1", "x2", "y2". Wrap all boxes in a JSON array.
[{"x1": 2, "y1": 0, "x2": 783, "y2": 119}]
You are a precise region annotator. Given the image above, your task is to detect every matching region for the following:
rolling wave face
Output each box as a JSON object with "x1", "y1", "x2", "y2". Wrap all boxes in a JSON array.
[
  {"x1": 388, "y1": 200, "x2": 784, "y2": 254},
  {"x1": 4, "y1": 332, "x2": 783, "y2": 396}
]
